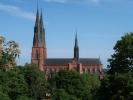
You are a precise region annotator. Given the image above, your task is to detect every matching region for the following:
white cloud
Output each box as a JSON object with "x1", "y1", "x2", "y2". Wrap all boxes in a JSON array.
[
  {"x1": 0, "y1": 3, "x2": 35, "y2": 21},
  {"x1": 44, "y1": 0, "x2": 67, "y2": 3},
  {"x1": 43, "y1": 0, "x2": 101, "y2": 4}
]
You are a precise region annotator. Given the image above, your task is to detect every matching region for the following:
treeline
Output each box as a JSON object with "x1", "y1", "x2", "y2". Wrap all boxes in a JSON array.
[
  {"x1": 0, "y1": 33, "x2": 133, "y2": 100},
  {"x1": 0, "y1": 64, "x2": 101, "y2": 100}
]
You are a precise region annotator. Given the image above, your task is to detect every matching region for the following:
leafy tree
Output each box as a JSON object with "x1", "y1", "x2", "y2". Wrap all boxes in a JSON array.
[
  {"x1": 97, "y1": 72, "x2": 133, "y2": 100},
  {"x1": 97, "y1": 33, "x2": 133, "y2": 100},
  {"x1": 81, "y1": 73, "x2": 101, "y2": 99},
  {"x1": 53, "y1": 89, "x2": 79, "y2": 100},
  {"x1": 0, "y1": 64, "x2": 49, "y2": 100},
  {"x1": 0, "y1": 92, "x2": 10, "y2": 100},
  {"x1": 5, "y1": 67, "x2": 29, "y2": 100},
  {"x1": 16, "y1": 95, "x2": 30, "y2": 100},
  {"x1": 49, "y1": 70, "x2": 100, "y2": 100},
  {"x1": 108, "y1": 33, "x2": 133, "y2": 74},
  {"x1": 23, "y1": 64, "x2": 48, "y2": 100},
  {"x1": 0, "y1": 36, "x2": 20, "y2": 71},
  {"x1": 0, "y1": 70, "x2": 10, "y2": 100}
]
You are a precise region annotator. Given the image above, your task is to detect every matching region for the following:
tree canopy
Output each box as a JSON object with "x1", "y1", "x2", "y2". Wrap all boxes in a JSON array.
[
  {"x1": 108, "y1": 33, "x2": 133, "y2": 74},
  {"x1": 49, "y1": 70, "x2": 100, "y2": 100},
  {"x1": 0, "y1": 36, "x2": 20, "y2": 71},
  {"x1": 97, "y1": 33, "x2": 133, "y2": 100}
]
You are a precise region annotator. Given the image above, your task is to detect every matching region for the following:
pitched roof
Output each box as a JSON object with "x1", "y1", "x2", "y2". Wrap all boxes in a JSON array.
[
  {"x1": 79, "y1": 58, "x2": 102, "y2": 65},
  {"x1": 45, "y1": 58, "x2": 102, "y2": 65},
  {"x1": 45, "y1": 58, "x2": 72, "y2": 65}
]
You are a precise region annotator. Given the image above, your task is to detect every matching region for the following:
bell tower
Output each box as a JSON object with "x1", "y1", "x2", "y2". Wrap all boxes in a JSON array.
[{"x1": 31, "y1": 8, "x2": 47, "y2": 71}]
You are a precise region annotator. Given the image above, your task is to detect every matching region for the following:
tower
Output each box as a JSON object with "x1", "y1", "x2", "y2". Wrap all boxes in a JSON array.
[
  {"x1": 31, "y1": 8, "x2": 47, "y2": 71},
  {"x1": 74, "y1": 33, "x2": 79, "y2": 61}
]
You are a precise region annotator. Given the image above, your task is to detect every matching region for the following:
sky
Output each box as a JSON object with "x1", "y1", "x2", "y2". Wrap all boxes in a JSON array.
[{"x1": 0, "y1": 0, "x2": 133, "y2": 67}]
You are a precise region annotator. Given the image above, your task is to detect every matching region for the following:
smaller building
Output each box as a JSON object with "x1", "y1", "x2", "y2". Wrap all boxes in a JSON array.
[{"x1": 31, "y1": 8, "x2": 103, "y2": 78}]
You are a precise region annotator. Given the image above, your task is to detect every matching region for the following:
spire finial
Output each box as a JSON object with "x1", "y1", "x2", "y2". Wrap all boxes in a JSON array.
[
  {"x1": 35, "y1": 0, "x2": 39, "y2": 27},
  {"x1": 75, "y1": 28, "x2": 77, "y2": 36},
  {"x1": 37, "y1": 0, "x2": 38, "y2": 9},
  {"x1": 36, "y1": 0, "x2": 39, "y2": 13}
]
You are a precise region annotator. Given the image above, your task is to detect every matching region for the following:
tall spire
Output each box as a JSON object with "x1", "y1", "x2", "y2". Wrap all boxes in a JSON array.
[
  {"x1": 35, "y1": 5, "x2": 39, "y2": 27},
  {"x1": 40, "y1": 9, "x2": 46, "y2": 47},
  {"x1": 75, "y1": 31, "x2": 78, "y2": 48},
  {"x1": 74, "y1": 31, "x2": 79, "y2": 61},
  {"x1": 33, "y1": 5, "x2": 40, "y2": 47},
  {"x1": 32, "y1": 4, "x2": 47, "y2": 71},
  {"x1": 40, "y1": 9, "x2": 44, "y2": 27}
]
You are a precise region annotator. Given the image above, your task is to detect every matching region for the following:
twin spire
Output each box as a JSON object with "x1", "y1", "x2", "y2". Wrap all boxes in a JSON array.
[
  {"x1": 33, "y1": 8, "x2": 46, "y2": 47},
  {"x1": 33, "y1": 6, "x2": 79, "y2": 60}
]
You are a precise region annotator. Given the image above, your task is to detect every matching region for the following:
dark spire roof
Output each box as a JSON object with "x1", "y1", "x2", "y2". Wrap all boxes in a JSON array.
[
  {"x1": 74, "y1": 31, "x2": 79, "y2": 61},
  {"x1": 75, "y1": 32, "x2": 78, "y2": 48},
  {"x1": 40, "y1": 9, "x2": 44, "y2": 28},
  {"x1": 40, "y1": 9, "x2": 46, "y2": 47},
  {"x1": 33, "y1": 6, "x2": 46, "y2": 47},
  {"x1": 35, "y1": 6, "x2": 39, "y2": 27},
  {"x1": 33, "y1": 7, "x2": 40, "y2": 46}
]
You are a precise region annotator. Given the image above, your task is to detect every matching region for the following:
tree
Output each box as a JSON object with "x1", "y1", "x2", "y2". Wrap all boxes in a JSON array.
[
  {"x1": 5, "y1": 67, "x2": 29, "y2": 100},
  {"x1": 97, "y1": 72, "x2": 133, "y2": 100},
  {"x1": 0, "y1": 36, "x2": 20, "y2": 71},
  {"x1": 0, "y1": 70, "x2": 10, "y2": 100},
  {"x1": 97, "y1": 33, "x2": 133, "y2": 100},
  {"x1": 23, "y1": 64, "x2": 48, "y2": 100},
  {"x1": 108, "y1": 33, "x2": 133, "y2": 74},
  {"x1": 0, "y1": 63, "x2": 49, "y2": 100},
  {"x1": 49, "y1": 70, "x2": 100, "y2": 100}
]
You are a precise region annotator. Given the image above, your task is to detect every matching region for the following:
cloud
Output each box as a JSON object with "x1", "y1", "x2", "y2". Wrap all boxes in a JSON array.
[
  {"x1": 44, "y1": 0, "x2": 67, "y2": 3},
  {"x1": 43, "y1": 0, "x2": 101, "y2": 4},
  {"x1": 0, "y1": 3, "x2": 35, "y2": 21}
]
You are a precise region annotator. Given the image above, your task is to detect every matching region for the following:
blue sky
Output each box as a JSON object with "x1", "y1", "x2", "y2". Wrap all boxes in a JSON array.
[{"x1": 0, "y1": 0, "x2": 133, "y2": 67}]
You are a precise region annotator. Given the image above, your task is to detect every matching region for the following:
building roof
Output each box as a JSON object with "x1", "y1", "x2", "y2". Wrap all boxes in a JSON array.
[
  {"x1": 45, "y1": 58, "x2": 72, "y2": 65},
  {"x1": 45, "y1": 58, "x2": 102, "y2": 65}
]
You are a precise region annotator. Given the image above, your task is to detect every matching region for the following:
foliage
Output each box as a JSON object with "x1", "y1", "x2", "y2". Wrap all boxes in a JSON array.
[
  {"x1": 49, "y1": 70, "x2": 100, "y2": 100},
  {"x1": 23, "y1": 64, "x2": 49, "y2": 100},
  {"x1": 0, "y1": 64, "x2": 49, "y2": 100},
  {"x1": 108, "y1": 33, "x2": 133, "y2": 74},
  {"x1": 0, "y1": 36, "x2": 20, "y2": 71},
  {"x1": 97, "y1": 72, "x2": 133, "y2": 100},
  {"x1": 97, "y1": 33, "x2": 133, "y2": 100},
  {"x1": 6, "y1": 67, "x2": 29, "y2": 100}
]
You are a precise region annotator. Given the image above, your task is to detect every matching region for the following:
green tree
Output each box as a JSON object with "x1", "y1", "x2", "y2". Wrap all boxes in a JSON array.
[
  {"x1": 49, "y1": 70, "x2": 100, "y2": 100},
  {"x1": 97, "y1": 73, "x2": 133, "y2": 100},
  {"x1": 108, "y1": 33, "x2": 133, "y2": 74},
  {"x1": 6, "y1": 67, "x2": 29, "y2": 100},
  {"x1": 97, "y1": 33, "x2": 133, "y2": 100},
  {"x1": 0, "y1": 92, "x2": 10, "y2": 100},
  {"x1": 23, "y1": 64, "x2": 48, "y2": 100},
  {"x1": 0, "y1": 66, "x2": 29, "y2": 100},
  {"x1": 0, "y1": 70, "x2": 10, "y2": 100},
  {"x1": 0, "y1": 36, "x2": 20, "y2": 71}
]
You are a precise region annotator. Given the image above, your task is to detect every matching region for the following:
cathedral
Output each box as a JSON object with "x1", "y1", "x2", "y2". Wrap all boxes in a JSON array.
[{"x1": 31, "y1": 8, "x2": 103, "y2": 78}]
